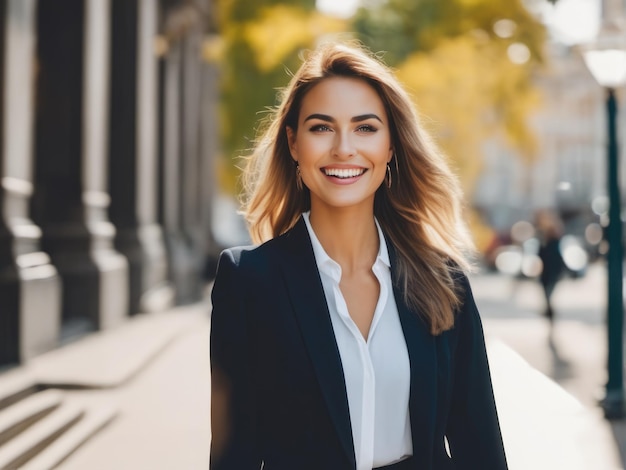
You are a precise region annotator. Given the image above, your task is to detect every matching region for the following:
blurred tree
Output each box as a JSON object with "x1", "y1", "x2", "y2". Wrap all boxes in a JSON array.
[
  {"x1": 354, "y1": 0, "x2": 545, "y2": 65},
  {"x1": 395, "y1": 35, "x2": 541, "y2": 192},
  {"x1": 218, "y1": 0, "x2": 316, "y2": 23},
  {"x1": 353, "y1": 0, "x2": 546, "y2": 191},
  {"x1": 215, "y1": 1, "x2": 346, "y2": 193}
]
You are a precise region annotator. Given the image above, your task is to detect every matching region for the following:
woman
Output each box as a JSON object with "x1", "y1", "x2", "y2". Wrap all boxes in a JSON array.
[
  {"x1": 210, "y1": 42, "x2": 507, "y2": 470},
  {"x1": 535, "y1": 209, "x2": 565, "y2": 323}
]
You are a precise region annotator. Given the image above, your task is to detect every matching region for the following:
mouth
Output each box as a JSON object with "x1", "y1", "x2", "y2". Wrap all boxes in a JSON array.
[{"x1": 322, "y1": 167, "x2": 367, "y2": 179}]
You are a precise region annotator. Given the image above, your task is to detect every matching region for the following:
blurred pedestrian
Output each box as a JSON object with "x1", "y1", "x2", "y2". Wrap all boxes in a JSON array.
[
  {"x1": 535, "y1": 209, "x2": 566, "y2": 323},
  {"x1": 210, "y1": 42, "x2": 507, "y2": 470}
]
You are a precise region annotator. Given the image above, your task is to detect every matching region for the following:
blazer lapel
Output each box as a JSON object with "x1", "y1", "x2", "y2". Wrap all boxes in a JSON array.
[
  {"x1": 278, "y1": 218, "x2": 356, "y2": 469},
  {"x1": 389, "y1": 246, "x2": 438, "y2": 468}
]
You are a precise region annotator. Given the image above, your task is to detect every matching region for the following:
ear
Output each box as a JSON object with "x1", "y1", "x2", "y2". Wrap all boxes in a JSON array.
[
  {"x1": 286, "y1": 126, "x2": 298, "y2": 161},
  {"x1": 388, "y1": 148, "x2": 393, "y2": 163}
]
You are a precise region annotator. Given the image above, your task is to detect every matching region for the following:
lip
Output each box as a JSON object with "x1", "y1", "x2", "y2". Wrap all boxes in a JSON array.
[
  {"x1": 320, "y1": 166, "x2": 367, "y2": 185},
  {"x1": 321, "y1": 165, "x2": 366, "y2": 169}
]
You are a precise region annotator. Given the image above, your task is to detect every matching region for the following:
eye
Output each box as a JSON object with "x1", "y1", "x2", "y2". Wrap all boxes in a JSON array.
[
  {"x1": 356, "y1": 124, "x2": 377, "y2": 133},
  {"x1": 309, "y1": 124, "x2": 332, "y2": 132}
]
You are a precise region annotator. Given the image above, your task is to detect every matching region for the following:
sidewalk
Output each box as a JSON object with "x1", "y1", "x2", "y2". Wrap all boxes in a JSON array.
[
  {"x1": 0, "y1": 267, "x2": 623, "y2": 469},
  {"x1": 0, "y1": 305, "x2": 211, "y2": 470},
  {"x1": 488, "y1": 338, "x2": 621, "y2": 469},
  {"x1": 474, "y1": 262, "x2": 625, "y2": 469}
]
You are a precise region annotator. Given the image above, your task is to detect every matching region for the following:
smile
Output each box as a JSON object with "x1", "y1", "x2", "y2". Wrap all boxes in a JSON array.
[{"x1": 322, "y1": 168, "x2": 366, "y2": 178}]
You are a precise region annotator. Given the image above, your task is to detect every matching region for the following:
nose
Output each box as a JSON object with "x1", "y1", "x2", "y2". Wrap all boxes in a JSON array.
[{"x1": 333, "y1": 130, "x2": 356, "y2": 159}]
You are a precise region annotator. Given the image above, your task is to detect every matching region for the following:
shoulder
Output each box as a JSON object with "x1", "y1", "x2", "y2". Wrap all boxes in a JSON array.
[
  {"x1": 212, "y1": 228, "x2": 304, "y2": 306},
  {"x1": 217, "y1": 226, "x2": 299, "y2": 273}
]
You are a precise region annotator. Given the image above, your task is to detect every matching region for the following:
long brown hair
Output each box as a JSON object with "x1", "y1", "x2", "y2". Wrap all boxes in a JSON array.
[{"x1": 242, "y1": 41, "x2": 474, "y2": 334}]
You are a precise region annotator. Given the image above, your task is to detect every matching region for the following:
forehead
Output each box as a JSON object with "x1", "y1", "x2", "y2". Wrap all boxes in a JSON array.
[{"x1": 298, "y1": 77, "x2": 386, "y2": 120}]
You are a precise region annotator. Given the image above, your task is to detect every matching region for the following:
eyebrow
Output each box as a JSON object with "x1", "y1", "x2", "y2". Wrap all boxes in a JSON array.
[{"x1": 303, "y1": 113, "x2": 384, "y2": 124}]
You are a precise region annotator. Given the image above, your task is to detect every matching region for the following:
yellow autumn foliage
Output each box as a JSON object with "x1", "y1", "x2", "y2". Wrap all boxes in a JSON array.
[
  {"x1": 396, "y1": 34, "x2": 541, "y2": 193},
  {"x1": 243, "y1": 5, "x2": 347, "y2": 72}
]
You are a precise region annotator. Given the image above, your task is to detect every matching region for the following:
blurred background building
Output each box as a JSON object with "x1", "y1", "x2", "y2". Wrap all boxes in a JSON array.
[
  {"x1": 475, "y1": 0, "x2": 625, "y2": 273},
  {"x1": 473, "y1": 39, "x2": 605, "y2": 232},
  {"x1": 0, "y1": 0, "x2": 219, "y2": 368}
]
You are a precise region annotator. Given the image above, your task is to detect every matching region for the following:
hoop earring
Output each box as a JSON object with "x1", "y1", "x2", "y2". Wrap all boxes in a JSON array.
[
  {"x1": 386, "y1": 163, "x2": 392, "y2": 189},
  {"x1": 296, "y1": 164, "x2": 303, "y2": 191}
]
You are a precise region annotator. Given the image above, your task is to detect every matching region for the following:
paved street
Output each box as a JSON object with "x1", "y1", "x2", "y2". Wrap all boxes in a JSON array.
[{"x1": 474, "y1": 262, "x2": 607, "y2": 408}]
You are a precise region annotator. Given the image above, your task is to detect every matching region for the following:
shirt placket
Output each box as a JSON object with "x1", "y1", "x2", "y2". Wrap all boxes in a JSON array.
[{"x1": 359, "y1": 339, "x2": 375, "y2": 470}]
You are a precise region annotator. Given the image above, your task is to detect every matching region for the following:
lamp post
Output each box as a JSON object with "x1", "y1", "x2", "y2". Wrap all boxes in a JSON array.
[{"x1": 582, "y1": 22, "x2": 626, "y2": 419}]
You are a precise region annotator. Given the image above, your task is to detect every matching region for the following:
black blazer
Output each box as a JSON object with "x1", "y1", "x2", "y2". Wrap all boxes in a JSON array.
[{"x1": 210, "y1": 217, "x2": 507, "y2": 470}]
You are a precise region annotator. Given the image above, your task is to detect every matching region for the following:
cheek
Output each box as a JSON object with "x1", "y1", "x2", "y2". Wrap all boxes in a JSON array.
[
  {"x1": 296, "y1": 138, "x2": 327, "y2": 162},
  {"x1": 374, "y1": 140, "x2": 393, "y2": 164}
]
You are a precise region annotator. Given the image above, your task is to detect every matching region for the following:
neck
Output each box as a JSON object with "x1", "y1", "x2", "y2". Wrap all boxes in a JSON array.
[{"x1": 309, "y1": 204, "x2": 379, "y2": 274}]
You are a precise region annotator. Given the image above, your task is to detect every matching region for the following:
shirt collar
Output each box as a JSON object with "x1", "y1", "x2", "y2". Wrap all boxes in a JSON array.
[
  {"x1": 375, "y1": 218, "x2": 391, "y2": 268},
  {"x1": 302, "y1": 212, "x2": 391, "y2": 282}
]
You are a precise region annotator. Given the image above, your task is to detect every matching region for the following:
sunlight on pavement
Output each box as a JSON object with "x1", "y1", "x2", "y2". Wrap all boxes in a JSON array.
[{"x1": 488, "y1": 339, "x2": 622, "y2": 470}]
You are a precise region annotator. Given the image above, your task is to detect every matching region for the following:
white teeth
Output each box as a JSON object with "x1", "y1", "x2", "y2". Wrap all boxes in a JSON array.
[{"x1": 323, "y1": 168, "x2": 365, "y2": 178}]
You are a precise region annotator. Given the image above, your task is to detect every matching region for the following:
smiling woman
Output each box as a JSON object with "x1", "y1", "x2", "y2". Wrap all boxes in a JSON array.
[{"x1": 210, "y1": 42, "x2": 508, "y2": 470}]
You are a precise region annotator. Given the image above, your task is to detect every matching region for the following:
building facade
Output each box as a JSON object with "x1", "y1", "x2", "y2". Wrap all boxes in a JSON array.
[
  {"x1": 474, "y1": 0, "x2": 626, "y2": 237},
  {"x1": 0, "y1": 0, "x2": 218, "y2": 367}
]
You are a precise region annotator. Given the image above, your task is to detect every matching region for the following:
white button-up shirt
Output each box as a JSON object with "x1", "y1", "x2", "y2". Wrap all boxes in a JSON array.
[{"x1": 302, "y1": 212, "x2": 413, "y2": 470}]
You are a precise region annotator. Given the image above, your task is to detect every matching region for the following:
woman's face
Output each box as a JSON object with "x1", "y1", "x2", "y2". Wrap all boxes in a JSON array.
[{"x1": 287, "y1": 77, "x2": 392, "y2": 214}]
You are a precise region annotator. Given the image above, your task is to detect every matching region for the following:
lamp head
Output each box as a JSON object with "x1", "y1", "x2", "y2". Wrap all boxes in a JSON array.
[{"x1": 581, "y1": 20, "x2": 626, "y2": 88}]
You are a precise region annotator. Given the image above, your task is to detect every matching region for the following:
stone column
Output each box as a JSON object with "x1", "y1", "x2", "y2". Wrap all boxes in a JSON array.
[
  {"x1": 0, "y1": 0, "x2": 61, "y2": 365},
  {"x1": 108, "y1": 0, "x2": 171, "y2": 315},
  {"x1": 178, "y1": 25, "x2": 205, "y2": 301},
  {"x1": 159, "y1": 39, "x2": 195, "y2": 304},
  {"x1": 157, "y1": 3, "x2": 214, "y2": 304},
  {"x1": 200, "y1": 34, "x2": 222, "y2": 280},
  {"x1": 160, "y1": 41, "x2": 181, "y2": 242},
  {"x1": 33, "y1": 0, "x2": 128, "y2": 333},
  {"x1": 154, "y1": 31, "x2": 187, "y2": 303}
]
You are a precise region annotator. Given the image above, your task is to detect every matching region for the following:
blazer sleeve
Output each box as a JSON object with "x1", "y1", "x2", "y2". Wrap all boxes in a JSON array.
[
  {"x1": 446, "y1": 273, "x2": 508, "y2": 469},
  {"x1": 210, "y1": 249, "x2": 262, "y2": 469}
]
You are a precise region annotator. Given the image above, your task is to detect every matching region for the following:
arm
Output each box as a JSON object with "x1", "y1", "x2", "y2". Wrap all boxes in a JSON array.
[
  {"x1": 446, "y1": 273, "x2": 508, "y2": 470},
  {"x1": 210, "y1": 250, "x2": 261, "y2": 469}
]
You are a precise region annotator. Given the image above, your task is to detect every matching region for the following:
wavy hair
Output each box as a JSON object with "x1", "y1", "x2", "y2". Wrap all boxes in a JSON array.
[{"x1": 242, "y1": 41, "x2": 474, "y2": 334}]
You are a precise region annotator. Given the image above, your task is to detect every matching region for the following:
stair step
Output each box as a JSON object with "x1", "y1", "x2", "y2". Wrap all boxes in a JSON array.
[
  {"x1": 0, "y1": 402, "x2": 82, "y2": 469},
  {"x1": 0, "y1": 390, "x2": 63, "y2": 446},
  {"x1": 0, "y1": 374, "x2": 39, "y2": 411},
  {"x1": 20, "y1": 403, "x2": 117, "y2": 470}
]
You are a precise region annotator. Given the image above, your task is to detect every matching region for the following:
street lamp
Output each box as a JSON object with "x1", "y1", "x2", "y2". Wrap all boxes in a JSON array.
[{"x1": 582, "y1": 21, "x2": 626, "y2": 419}]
